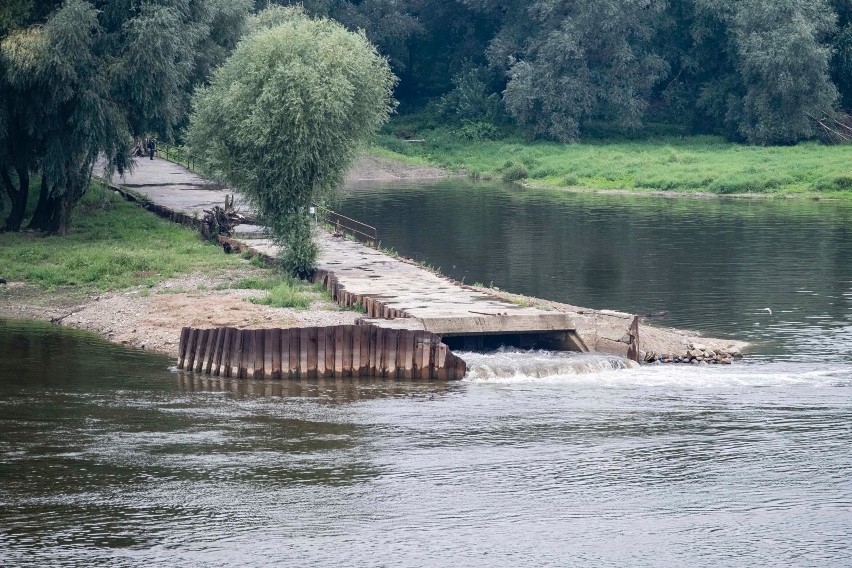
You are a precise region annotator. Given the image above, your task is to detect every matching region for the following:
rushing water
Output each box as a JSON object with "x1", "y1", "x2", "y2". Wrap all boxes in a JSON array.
[{"x1": 3, "y1": 182, "x2": 852, "y2": 566}]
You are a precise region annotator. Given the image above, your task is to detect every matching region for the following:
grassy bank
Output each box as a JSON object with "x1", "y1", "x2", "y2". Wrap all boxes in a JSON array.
[
  {"x1": 375, "y1": 119, "x2": 852, "y2": 198},
  {"x1": 0, "y1": 182, "x2": 319, "y2": 307}
]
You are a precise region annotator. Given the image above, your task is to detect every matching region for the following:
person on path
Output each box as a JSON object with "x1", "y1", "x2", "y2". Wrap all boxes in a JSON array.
[{"x1": 147, "y1": 138, "x2": 156, "y2": 160}]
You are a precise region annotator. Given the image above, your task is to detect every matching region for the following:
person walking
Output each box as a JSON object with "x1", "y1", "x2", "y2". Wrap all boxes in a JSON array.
[{"x1": 147, "y1": 138, "x2": 156, "y2": 160}]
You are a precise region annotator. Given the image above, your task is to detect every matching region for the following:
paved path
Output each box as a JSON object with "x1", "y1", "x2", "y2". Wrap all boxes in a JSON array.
[
  {"x1": 99, "y1": 157, "x2": 746, "y2": 360},
  {"x1": 99, "y1": 158, "x2": 578, "y2": 337}
]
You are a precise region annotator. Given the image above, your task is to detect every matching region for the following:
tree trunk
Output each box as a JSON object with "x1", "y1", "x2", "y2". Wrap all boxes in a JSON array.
[
  {"x1": 56, "y1": 192, "x2": 73, "y2": 236},
  {"x1": 27, "y1": 175, "x2": 65, "y2": 233},
  {"x1": 1, "y1": 167, "x2": 29, "y2": 233},
  {"x1": 28, "y1": 170, "x2": 80, "y2": 235},
  {"x1": 26, "y1": 174, "x2": 57, "y2": 231}
]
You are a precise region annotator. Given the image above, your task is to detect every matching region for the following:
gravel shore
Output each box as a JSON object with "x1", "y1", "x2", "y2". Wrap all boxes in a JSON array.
[
  {"x1": 0, "y1": 267, "x2": 359, "y2": 358},
  {"x1": 0, "y1": 154, "x2": 451, "y2": 358}
]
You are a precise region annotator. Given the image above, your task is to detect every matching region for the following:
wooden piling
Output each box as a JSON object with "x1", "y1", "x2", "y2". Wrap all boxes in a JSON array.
[{"x1": 177, "y1": 325, "x2": 465, "y2": 381}]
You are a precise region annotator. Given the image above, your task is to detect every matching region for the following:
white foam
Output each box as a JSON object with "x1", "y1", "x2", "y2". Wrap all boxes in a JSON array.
[{"x1": 461, "y1": 348, "x2": 852, "y2": 388}]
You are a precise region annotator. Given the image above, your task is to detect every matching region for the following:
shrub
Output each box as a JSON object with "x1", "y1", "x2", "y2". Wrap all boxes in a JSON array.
[{"x1": 501, "y1": 162, "x2": 529, "y2": 183}]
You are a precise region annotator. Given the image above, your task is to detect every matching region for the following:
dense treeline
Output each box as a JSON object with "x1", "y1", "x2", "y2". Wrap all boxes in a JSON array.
[
  {"x1": 3, "y1": 0, "x2": 852, "y2": 233},
  {"x1": 262, "y1": 0, "x2": 852, "y2": 145}
]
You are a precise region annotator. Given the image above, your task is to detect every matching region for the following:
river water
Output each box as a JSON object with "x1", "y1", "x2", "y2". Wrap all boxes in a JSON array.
[{"x1": 2, "y1": 181, "x2": 851, "y2": 566}]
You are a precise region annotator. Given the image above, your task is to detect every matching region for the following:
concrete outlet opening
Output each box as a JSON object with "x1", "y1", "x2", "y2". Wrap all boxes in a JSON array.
[{"x1": 440, "y1": 330, "x2": 588, "y2": 353}]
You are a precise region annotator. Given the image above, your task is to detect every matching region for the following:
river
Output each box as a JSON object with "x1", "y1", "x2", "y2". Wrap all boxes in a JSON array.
[{"x1": 1, "y1": 181, "x2": 851, "y2": 566}]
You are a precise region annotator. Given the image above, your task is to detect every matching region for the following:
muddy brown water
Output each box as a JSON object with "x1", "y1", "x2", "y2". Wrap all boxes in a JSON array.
[{"x1": 2, "y1": 181, "x2": 852, "y2": 566}]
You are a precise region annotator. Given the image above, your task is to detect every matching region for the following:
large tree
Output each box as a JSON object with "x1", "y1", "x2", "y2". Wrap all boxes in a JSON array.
[
  {"x1": 187, "y1": 7, "x2": 396, "y2": 276},
  {"x1": 491, "y1": 0, "x2": 669, "y2": 142},
  {"x1": 730, "y1": 0, "x2": 837, "y2": 144},
  {"x1": 0, "y1": 0, "x2": 128, "y2": 233},
  {"x1": 0, "y1": 0, "x2": 252, "y2": 233}
]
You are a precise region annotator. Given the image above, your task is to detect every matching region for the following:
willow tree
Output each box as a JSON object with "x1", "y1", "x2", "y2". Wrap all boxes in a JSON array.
[
  {"x1": 494, "y1": 0, "x2": 669, "y2": 142},
  {"x1": 187, "y1": 7, "x2": 397, "y2": 276},
  {"x1": 0, "y1": 0, "x2": 252, "y2": 234}
]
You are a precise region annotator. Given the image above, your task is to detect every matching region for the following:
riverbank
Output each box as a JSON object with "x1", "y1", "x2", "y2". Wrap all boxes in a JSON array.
[
  {"x1": 376, "y1": 122, "x2": 852, "y2": 199},
  {"x1": 0, "y1": 154, "x2": 454, "y2": 357},
  {"x1": 1, "y1": 153, "x2": 746, "y2": 363}
]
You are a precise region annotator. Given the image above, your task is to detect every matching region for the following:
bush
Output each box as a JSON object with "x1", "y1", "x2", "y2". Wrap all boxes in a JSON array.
[
  {"x1": 456, "y1": 121, "x2": 499, "y2": 141},
  {"x1": 501, "y1": 162, "x2": 529, "y2": 183}
]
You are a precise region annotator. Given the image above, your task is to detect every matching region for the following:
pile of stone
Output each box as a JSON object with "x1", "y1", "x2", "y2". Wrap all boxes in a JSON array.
[{"x1": 643, "y1": 343, "x2": 743, "y2": 365}]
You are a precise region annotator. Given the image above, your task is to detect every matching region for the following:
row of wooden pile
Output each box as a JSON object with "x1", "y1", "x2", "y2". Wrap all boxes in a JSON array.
[
  {"x1": 313, "y1": 268, "x2": 409, "y2": 320},
  {"x1": 178, "y1": 325, "x2": 467, "y2": 380}
]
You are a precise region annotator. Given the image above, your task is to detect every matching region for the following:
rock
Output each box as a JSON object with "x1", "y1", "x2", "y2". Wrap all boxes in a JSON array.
[
  {"x1": 691, "y1": 359, "x2": 700, "y2": 364},
  {"x1": 693, "y1": 343, "x2": 706, "y2": 352}
]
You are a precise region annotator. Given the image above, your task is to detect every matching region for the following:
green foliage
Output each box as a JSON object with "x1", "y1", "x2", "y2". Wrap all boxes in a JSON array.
[
  {"x1": 499, "y1": 0, "x2": 669, "y2": 142},
  {"x1": 0, "y1": 0, "x2": 132, "y2": 234},
  {"x1": 376, "y1": 120, "x2": 852, "y2": 196},
  {"x1": 0, "y1": 0, "x2": 252, "y2": 234},
  {"x1": 0, "y1": 182, "x2": 240, "y2": 290},
  {"x1": 438, "y1": 66, "x2": 504, "y2": 124},
  {"x1": 248, "y1": 278, "x2": 314, "y2": 309},
  {"x1": 456, "y1": 121, "x2": 499, "y2": 141},
  {"x1": 732, "y1": 0, "x2": 838, "y2": 144},
  {"x1": 500, "y1": 161, "x2": 528, "y2": 183},
  {"x1": 188, "y1": 7, "x2": 396, "y2": 276}
]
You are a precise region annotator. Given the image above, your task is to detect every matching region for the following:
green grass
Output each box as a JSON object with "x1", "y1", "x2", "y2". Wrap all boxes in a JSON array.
[
  {"x1": 248, "y1": 279, "x2": 314, "y2": 309},
  {"x1": 213, "y1": 275, "x2": 327, "y2": 309},
  {"x1": 0, "y1": 182, "x2": 243, "y2": 290},
  {"x1": 374, "y1": 117, "x2": 852, "y2": 198}
]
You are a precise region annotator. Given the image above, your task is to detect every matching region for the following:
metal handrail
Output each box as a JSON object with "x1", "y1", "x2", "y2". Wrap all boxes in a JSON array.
[
  {"x1": 314, "y1": 203, "x2": 377, "y2": 245},
  {"x1": 160, "y1": 142, "x2": 197, "y2": 171},
  {"x1": 154, "y1": 142, "x2": 378, "y2": 246}
]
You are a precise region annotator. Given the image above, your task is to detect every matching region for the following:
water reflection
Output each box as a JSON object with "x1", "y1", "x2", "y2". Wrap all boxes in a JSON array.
[
  {"x1": 1, "y1": 317, "x2": 850, "y2": 565},
  {"x1": 176, "y1": 372, "x2": 463, "y2": 402},
  {"x1": 339, "y1": 180, "x2": 852, "y2": 362}
]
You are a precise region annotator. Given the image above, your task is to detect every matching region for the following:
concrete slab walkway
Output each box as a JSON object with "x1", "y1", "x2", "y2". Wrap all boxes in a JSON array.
[
  {"x1": 98, "y1": 157, "x2": 744, "y2": 360},
  {"x1": 100, "y1": 158, "x2": 573, "y2": 330}
]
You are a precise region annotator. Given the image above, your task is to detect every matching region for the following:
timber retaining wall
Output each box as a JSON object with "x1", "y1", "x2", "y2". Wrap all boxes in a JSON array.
[{"x1": 178, "y1": 325, "x2": 467, "y2": 380}]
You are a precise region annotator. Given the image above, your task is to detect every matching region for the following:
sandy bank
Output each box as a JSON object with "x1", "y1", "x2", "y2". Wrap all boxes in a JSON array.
[
  {"x1": 1, "y1": 152, "x2": 745, "y2": 365},
  {"x1": 0, "y1": 268, "x2": 359, "y2": 358},
  {"x1": 345, "y1": 155, "x2": 453, "y2": 182}
]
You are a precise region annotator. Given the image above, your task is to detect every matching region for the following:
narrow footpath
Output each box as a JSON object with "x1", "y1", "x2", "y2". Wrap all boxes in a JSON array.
[{"x1": 98, "y1": 157, "x2": 746, "y2": 363}]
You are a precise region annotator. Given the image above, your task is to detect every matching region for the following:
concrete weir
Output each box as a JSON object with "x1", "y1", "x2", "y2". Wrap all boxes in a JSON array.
[{"x1": 100, "y1": 157, "x2": 743, "y2": 380}]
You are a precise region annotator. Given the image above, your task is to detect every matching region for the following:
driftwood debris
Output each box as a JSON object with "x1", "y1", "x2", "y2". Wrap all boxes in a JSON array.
[{"x1": 202, "y1": 195, "x2": 247, "y2": 238}]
